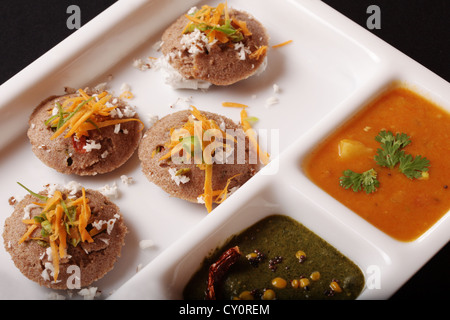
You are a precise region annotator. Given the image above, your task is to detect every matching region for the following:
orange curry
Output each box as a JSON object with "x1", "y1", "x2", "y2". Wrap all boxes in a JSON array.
[{"x1": 303, "y1": 87, "x2": 450, "y2": 242}]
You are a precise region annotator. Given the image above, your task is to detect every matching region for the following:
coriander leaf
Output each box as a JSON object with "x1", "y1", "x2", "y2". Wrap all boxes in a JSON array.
[
  {"x1": 374, "y1": 130, "x2": 411, "y2": 168},
  {"x1": 340, "y1": 168, "x2": 380, "y2": 194},
  {"x1": 175, "y1": 168, "x2": 191, "y2": 176},
  {"x1": 399, "y1": 154, "x2": 430, "y2": 179},
  {"x1": 17, "y1": 182, "x2": 48, "y2": 201},
  {"x1": 180, "y1": 135, "x2": 202, "y2": 156},
  {"x1": 56, "y1": 102, "x2": 65, "y2": 130},
  {"x1": 244, "y1": 116, "x2": 259, "y2": 125},
  {"x1": 44, "y1": 114, "x2": 59, "y2": 126},
  {"x1": 41, "y1": 220, "x2": 53, "y2": 237},
  {"x1": 33, "y1": 214, "x2": 45, "y2": 224},
  {"x1": 56, "y1": 97, "x2": 94, "y2": 128}
]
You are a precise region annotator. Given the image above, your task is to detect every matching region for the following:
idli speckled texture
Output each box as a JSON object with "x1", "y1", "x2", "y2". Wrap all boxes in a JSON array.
[
  {"x1": 161, "y1": 6, "x2": 269, "y2": 87},
  {"x1": 3, "y1": 186, "x2": 127, "y2": 290},
  {"x1": 27, "y1": 88, "x2": 142, "y2": 176},
  {"x1": 138, "y1": 109, "x2": 259, "y2": 205}
]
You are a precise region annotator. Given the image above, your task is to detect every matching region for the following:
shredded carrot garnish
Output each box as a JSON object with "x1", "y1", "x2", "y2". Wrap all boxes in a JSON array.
[
  {"x1": 182, "y1": 2, "x2": 250, "y2": 44},
  {"x1": 182, "y1": 21, "x2": 193, "y2": 34},
  {"x1": 18, "y1": 184, "x2": 106, "y2": 282},
  {"x1": 65, "y1": 197, "x2": 84, "y2": 207},
  {"x1": 48, "y1": 88, "x2": 143, "y2": 140},
  {"x1": 89, "y1": 224, "x2": 107, "y2": 237},
  {"x1": 18, "y1": 224, "x2": 38, "y2": 244},
  {"x1": 54, "y1": 204, "x2": 67, "y2": 259},
  {"x1": 233, "y1": 19, "x2": 251, "y2": 36},
  {"x1": 157, "y1": 105, "x2": 268, "y2": 212},
  {"x1": 249, "y1": 45, "x2": 268, "y2": 60},
  {"x1": 79, "y1": 188, "x2": 93, "y2": 243},
  {"x1": 212, "y1": 173, "x2": 241, "y2": 204},
  {"x1": 197, "y1": 172, "x2": 241, "y2": 209},
  {"x1": 76, "y1": 118, "x2": 144, "y2": 132},
  {"x1": 21, "y1": 219, "x2": 40, "y2": 225},
  {"x1": 158, "y1": 105, "x2": 234, "y2": 163},
  {"x1": 241, "y1": 108, "x2": 270, "y2": 165},
  {"x1": 50, "y1": 239, "x2": 59, "y2": 282},
  {"x1": 119, "y1": 91, "x2": 134, "y2": 99},
  {"x1": 272, "y1": 40, "x2": 293, "y2": 48},
  {"x1": 222, "y1": 102, "x2": 248, "y2": 108},
  {"x1": 31, "y1": 202, "x2": 46, "y2": 207},
  {"x1": 158, "y1": 106, "x2": 242, "y2": 212},
  {"x1": 203, "y1": 164, "x2": 214, "y2": 213},
  {"x1": 43, "y1": 191, "x2": 62, "y2": 213},
  {"x1": 185, "y1": 14, "x2": 207, "y2": 25},
  {"x1": 224, "y1": 0, "x2": 230, "y2": 20},
  {"x1": 47, "y1": 204, "x2": 66, "y2": 281},
  {"x1": 190, "y1": 105, "x2": 210, "y2": 123}
]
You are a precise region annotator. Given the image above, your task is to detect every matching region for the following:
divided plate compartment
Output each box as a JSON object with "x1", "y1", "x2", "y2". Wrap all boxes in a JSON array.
[
  {"x1": 109, "y1": 160, "x2": 391, "y2": 299},
  {"x1": 0, "y1": 0, "x2": 449, "y2": 299}
]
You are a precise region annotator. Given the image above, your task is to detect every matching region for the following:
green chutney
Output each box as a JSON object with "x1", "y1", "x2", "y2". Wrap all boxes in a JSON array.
[{"x1": 183, "y1": 214, "x2": 365, "y2": 300}]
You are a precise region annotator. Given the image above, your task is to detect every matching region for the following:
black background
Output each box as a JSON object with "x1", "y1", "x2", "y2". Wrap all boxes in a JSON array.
[{"x1": 0, "y1": 0, "x2": 448, "y2": 300}]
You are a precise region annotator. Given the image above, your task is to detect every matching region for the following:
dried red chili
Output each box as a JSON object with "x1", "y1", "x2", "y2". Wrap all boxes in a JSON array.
[
  {"x1": 72, "y1": 135, "x2": 87, "y2": 154},
  {"x1": 205, "y1": 246, "x2": 241, "y2": 300}
]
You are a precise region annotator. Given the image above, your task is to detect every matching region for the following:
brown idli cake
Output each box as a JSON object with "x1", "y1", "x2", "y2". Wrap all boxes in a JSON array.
[
  {"x1": 138, "y1": 107, "x2": 265, "y2": 212},
  {"x1": 159, "y1": 2, "x2": 269, "y2": 89},
  {"x1": 3, "y1": 182, "x2": 127, "y2": 290},
  {"x1": 28, "y1": 87, "x2": 143, "y2": 176}
]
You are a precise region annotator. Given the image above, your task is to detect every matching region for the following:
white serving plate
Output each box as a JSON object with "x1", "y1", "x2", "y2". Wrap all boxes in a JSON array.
[{"x1": 0, "y1": 0, "x2": 448, "y2": 300}]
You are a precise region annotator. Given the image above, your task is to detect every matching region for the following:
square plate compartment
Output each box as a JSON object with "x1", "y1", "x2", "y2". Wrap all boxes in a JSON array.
[{"x1": 0, "y1": 0, "x2": 449, "y2": 299}]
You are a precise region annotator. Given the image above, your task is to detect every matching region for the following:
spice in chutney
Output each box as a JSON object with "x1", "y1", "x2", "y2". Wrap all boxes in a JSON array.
[{"x1": 183, "y1": 214, "x2": 365, "y2": 300}]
